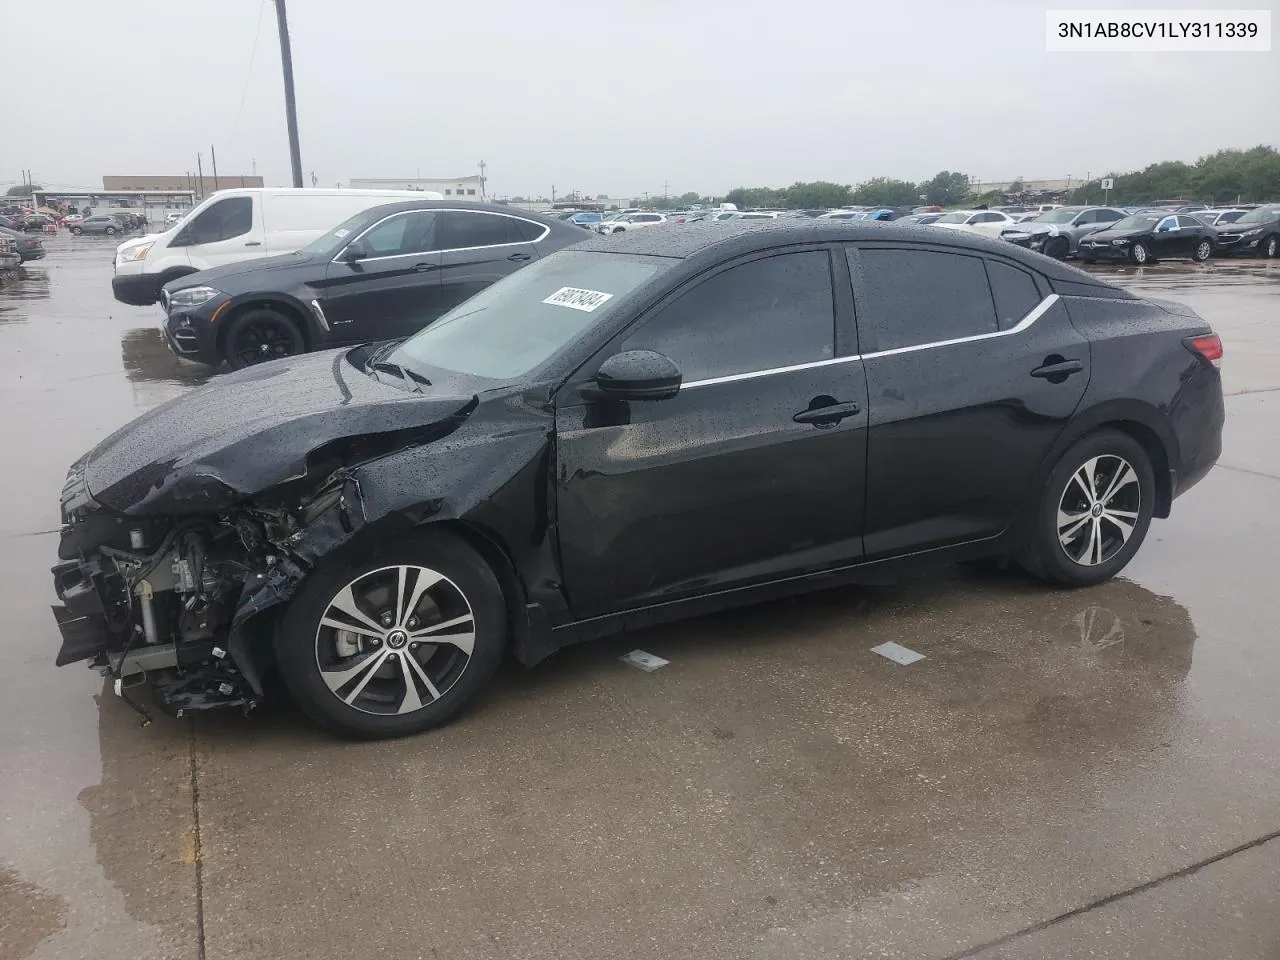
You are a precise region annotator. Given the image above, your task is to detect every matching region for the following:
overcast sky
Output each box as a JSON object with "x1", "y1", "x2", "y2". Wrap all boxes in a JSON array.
[{"x1": 5, "y1": 0, "x2": 1276, "y2": 198}]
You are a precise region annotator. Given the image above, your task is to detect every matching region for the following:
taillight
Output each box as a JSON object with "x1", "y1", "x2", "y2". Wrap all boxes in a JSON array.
[{"x1": 1184, "y1": 333, "x2": 1222, "y2": 368}]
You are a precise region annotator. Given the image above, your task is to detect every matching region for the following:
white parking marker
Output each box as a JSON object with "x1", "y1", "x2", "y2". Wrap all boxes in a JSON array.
[
  {"x1": 620, "y1": 649, "x2": 669, "y2": 672},
  {"x1": 871, "y1": 642, "x2": 926, "y2": 666}
]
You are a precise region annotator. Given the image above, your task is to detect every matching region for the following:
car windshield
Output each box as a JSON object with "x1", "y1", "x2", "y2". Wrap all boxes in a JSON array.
[
  {"x1": 1032, "y1": 209, "x2": 1080, "y2": 223},
  {"x1": 934, "y1": 212, "x2": 970, "y2": 224},
  {"x1": 1233, "y1": 207, "x2": 1280, "y2": 225},
  {"x1": 389, "y1": 251, "x2": 668, "y2": 382},
  {"x1": 1112, "y1": 214, "x2": 1161, "y2": 231},
  {"x1": 296, "y1": 208, "x2": 388, "y2": 255}
]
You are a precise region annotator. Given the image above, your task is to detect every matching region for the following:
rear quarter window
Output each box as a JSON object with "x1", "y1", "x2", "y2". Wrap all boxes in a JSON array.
[{"x1": 985, "y1": 260, "x2": 1042, "y2": 330}]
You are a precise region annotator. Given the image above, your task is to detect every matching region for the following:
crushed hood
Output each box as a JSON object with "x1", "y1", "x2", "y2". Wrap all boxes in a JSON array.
[{"x1": 82, "y1": 349, "x2": 476, "y2": 515}]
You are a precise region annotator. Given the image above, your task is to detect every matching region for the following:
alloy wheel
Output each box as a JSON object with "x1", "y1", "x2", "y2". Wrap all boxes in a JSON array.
[
  {"x1": 1195, "y1": 240, "x2": 1212, "y2": 261},
  {"x1": 1132, "y1": 243, "x2": 1148, "y2": 264},
  {"x1": 1266, "y1": 237, "x2": 1278, "y2": 258},
  {"x1": 1057, "y1": 455, "x2": 1141, "y2": 566},
  {"x1": 234, "y1": 317, "x2": 298, "y2": 366},
  {"x1": 314, "y1": 564, "x2": 475, "y2": 716}
]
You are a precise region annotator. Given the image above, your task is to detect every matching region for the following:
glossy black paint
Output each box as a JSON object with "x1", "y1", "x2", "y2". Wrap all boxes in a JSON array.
[
  {"x1": 1212, "y1": 205, "x2": 1280, "y2": 258},
  {"x1": 1077, "y1": 214, "x2": 1216, "y2": 262},
  {"x1": 55, "y1": 221, "x2": 1224, "y2": 692},
  {"x1": 159, "y1": 201, "x2": 583, "y2": 366}
]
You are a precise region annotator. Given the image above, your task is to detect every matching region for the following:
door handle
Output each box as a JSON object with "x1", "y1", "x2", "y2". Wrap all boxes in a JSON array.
[
  {"x1": 1031, "y1": 359, "x2": 1084, "y2": 380},
  {"x1": 793, "y1": 401, "x2": 860, "y2": 426},
  {"x1": 413, "y1": 262, "x2": 437, "y2": 272},
  {"x1": 244, "y1": 241, "x2": 262, "y2": 247},
  {"x1": 507, "y1": 253, "x2": 532, "y2": 262}
]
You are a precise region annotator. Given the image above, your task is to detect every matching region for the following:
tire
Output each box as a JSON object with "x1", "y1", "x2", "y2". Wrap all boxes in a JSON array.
[
  {"x1": 1081, "y1": 258, "x2": 1096, "y2": 264},
  {"x1": 1192, "y1": 238, "x2": 1213, "y2": 262},
  {"x1": 105, "y1": 226, "x2": 116, "y2": 235},
  {"x1": 224, "y1": 307, "x2": 304, "y2": 369},
  {"x1": 1018, "y1": 429, "x2": 1155, "y2": 587},
  {"x1": 1262, "y1": 235, "x2": 1279, "y2": 259},
  {"x1": 1130, "y1": 241, "x2": 1151, "y2": 265},
  {"x1": 71, "y1": 226, "x2": 82, "y2": 235},
  {"x1": 274, "y1": 529, "x2": 507, "y2": 739},
  {"x1": 1043, "y1": 236, "x2": 1069, "y2": 260}
]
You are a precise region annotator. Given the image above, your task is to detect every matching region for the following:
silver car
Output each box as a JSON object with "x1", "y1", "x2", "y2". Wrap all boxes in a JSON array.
[
  {"x1": 69, "y1": 215, "x2": 123, "y2": 236},
  {"x1": 1004, "y1": 206, "x2": 1128, "y2": 259}
]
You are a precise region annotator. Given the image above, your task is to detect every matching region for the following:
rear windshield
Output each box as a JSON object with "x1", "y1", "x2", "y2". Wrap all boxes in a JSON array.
[{"x1": 391, "y1": 251, "x2": 669, "y2": 381}]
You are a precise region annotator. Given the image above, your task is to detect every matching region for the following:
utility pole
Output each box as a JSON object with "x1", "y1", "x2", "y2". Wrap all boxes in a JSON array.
[
  {"x1": 551, "y1": 185, "x2": 556, "y2": 203},
  {"x1": 663, "y1": 180, "x2": 669, "y2": 202},
  {"x1": 273, "y1": 0, "x2": 304, "y2": 188},
  {"x1": 210, "y1": 144, "x2": 219, "y2": 190},
  {"x1": 478, "y1": 160, "x2": 487, "y2": 200},
  {"x1": 196, "y1": 153, "x2": 205, "y2": 200}
]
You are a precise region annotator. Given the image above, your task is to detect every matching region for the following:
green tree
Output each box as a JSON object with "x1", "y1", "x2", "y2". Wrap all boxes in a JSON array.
[
  {"x1": 724, "y1": 186, "x2": 785, "y2": 208},
  {"x1": 782, "y1": 181, "x2": 853, "y2": 209},
  {"x1": 850, "y1": 177, "x2": 919, "y2": 207},
  {"x1": 921, "y1": 171, "x2": 971, "y2": 206},
  {"x1": 6, "y1": 184, "x2": 40, "y2": 195},
  {"x1": 677, "y1": 191, "x2": 702, "y2": 205}
]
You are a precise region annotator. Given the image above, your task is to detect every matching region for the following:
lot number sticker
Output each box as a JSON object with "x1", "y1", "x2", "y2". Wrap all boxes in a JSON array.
[{"x1": 543, "y1": 287, "x2": 614, "y2": 312}]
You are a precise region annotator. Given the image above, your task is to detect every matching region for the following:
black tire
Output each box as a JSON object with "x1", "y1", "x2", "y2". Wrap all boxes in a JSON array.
[
  {"x1": 105, "y1": 226, "x2": 116, "y2": 235},
  {"x1": 1192, "y1": 238, "x2": 1213, "y2": 262},
  {"x1": 1081, "y1": 258, "x2": 1096, "y2": 264},
  {"x1": 1043, "y1": 236, "x2": 1069, "y2": 260},
  {"x1": 1018, "y1": 429, "x2": 1155, "y2": 587},
  {"x1": 1130, "y1": 241, "x2": 1152, "y2": 265},
  {"x1": 1262, "y1": 235, "x2": 1279, "y2": 259},
  {"x1": 71, "y1": 226, "x2": 82, "y2": 235},
  {"x1": 224, "y1": 307, "x2": 304, "y2": 369},
  {"x1": 274, "y1": 529, "x2": 507, "y2": 739}
]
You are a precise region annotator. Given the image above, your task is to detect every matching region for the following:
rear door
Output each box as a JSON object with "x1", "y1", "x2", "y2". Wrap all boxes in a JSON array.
[
  {"x1": 434, "y1": 211, "x2": 544, "y2": 315},
  {"x1": 317, "y1": 210, "x2": 445, "y2": 342},
  {"x1": 848, "y1": 244, "x2": 1089, "y2": 557},
  {"x1": 554, "y1": 247, "x2": 868, "y2": 618}
]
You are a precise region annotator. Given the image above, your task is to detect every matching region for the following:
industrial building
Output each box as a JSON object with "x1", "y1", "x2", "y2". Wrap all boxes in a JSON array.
[{"x1": 349, "y1": 175, "x2": 484, "y2": 199}]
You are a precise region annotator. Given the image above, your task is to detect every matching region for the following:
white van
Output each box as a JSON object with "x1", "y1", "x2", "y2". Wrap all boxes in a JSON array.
[{"x1": 111, "y1": 187, "x2": 441, "y2": 306}]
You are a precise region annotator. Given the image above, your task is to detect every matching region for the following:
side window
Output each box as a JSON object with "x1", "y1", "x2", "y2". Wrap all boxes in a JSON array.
[
  {"x1": 1176, "y1": 215, "x2": 1202, "y2": 229},
  {"x1": 1075, "y1": 210, "x2": 1097, "y2": 224},
  {"x1": 854, "y1": 249, "x2": 998, "y2": 351},
  {"x1": 621, "y1": 251, "x2": 835, "y2": 382},
  {"x1": 1156, "y1": 217, "x2": 1176, "y2": 232},
  {"x1": 440, "y1": 212, "x2": 524, "y2": 249},
  {"x1": 978, "y1": 212, "x2": 1002, "y2": 223},
  {"x1": 511, "y1": 218, "x2": 549, "y2": 243},
  {"x1": 175, "y1": 197, "x2": 253, "y2": 246},
  {"x1": 985, "y1": 260, "x2": 1041, "y2": 331},
  {"x1": 1096, "y1": 209, "x2": 1123, "y2": 223},
  {"x1": 357, "y1": 211, "x2": 438, "y2": 257}
]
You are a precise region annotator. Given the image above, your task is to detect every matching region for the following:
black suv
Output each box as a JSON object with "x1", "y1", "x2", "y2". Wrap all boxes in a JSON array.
[{"x1": 160, "y1": 201, "x2": 584, "y2": 368}]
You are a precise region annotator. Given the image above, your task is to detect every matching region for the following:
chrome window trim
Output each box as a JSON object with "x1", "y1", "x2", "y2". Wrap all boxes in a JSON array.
[
  {"x1": 331, "y1": 208, "x2": 550, "y2": 265},
  {"x1": 677, "y1": 294, "x2": 1060, "y2": 390}
]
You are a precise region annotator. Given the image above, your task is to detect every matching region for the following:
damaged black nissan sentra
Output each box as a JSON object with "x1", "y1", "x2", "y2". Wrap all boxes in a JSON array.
[{"x1": 51, "y1": 221, "x2": 1225, "y2": 739}]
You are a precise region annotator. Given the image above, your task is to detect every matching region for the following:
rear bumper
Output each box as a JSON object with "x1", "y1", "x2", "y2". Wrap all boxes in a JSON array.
[{"x1": 112, "y1": 272, "x2": 161, "y2": 306}]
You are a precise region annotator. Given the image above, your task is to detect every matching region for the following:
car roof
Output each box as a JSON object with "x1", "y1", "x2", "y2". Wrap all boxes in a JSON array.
[
  {"x1": 347, "y1": 199, "x2": 571, "y2": 228},
  {"x1": 572, "y1": 219, "x2": 1112, "y2": 283}
]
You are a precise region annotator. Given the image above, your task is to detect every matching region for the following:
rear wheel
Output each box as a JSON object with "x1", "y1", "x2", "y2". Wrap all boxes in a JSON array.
[
  {"x1": 1080, "y1": 258, "x2": 1096, "y2": 264},
  {"x1": 1192, "y1": 238, "x2": 1213, "y2": 262},
  {"x1": 274, "y1": 530, "x2": 507, "y2": 739},
  {"x1": 224, "y1": 307, "x2": 304, "y2": 369},
  {"x1": 71, "y1": 226, "x2": 83, "y2": 235},
  {"x1": 105, "y1": 226, "x2": 116, "y2": 235},
  {"x1": 1130, "y1": 241, "x2": 1152, "y2": 265},
  {"x1": 1018, "y1": 429, "x2": 1155, "y2": 587}
]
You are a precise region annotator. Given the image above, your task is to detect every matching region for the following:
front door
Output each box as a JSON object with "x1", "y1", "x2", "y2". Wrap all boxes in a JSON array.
[
  {"x1": 554, "y1": 248, "x2": 868, "y2": 619},
  {"x1": 848, "y1": 244, "x2": 1089, "y2": 557},
  {"x1": 434, "y1": 211, "x2": 543, "y2": 315},
  {"x1": 317, "y1": 210, "x2": 444, "y2": 343},
  {"x1": 173, "y1": 196, "x2": 261, "y2": 270},
  {"x1": 1150, "y1": 215, "x2": 1186, "y2": 258}
]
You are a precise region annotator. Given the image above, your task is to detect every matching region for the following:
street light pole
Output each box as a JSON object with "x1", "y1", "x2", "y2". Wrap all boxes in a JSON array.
[{"x1": 273, "y1": 0, "x2": 304, "y2": 188}]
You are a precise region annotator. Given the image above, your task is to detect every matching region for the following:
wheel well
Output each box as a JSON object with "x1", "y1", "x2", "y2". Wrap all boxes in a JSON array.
[
  {"x1": 216, "y1": 299, "x2": 313, "y2": 358},
  {"x1": 1099, "y1": 419, "x2": 1173, "y2": 518},
  {"x1": 430, "y1": 520, "x2": 529, "y2": 654}
]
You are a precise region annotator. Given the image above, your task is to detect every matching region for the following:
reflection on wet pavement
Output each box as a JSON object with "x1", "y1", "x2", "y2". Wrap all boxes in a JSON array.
[{"x1": 1, "y1": 232, "x2": 1278, "y2": 960}]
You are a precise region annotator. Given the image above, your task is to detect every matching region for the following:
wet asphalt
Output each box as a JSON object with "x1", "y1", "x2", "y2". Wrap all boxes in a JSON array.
[{"x1": 1, "y1": 234, "x2": 1278, "y2": 960}]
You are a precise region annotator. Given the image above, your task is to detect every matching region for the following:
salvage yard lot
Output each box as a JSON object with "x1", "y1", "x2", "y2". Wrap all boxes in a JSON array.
[{"x1": 2, "y1": 234, "x2": 1279, "y2": 960}]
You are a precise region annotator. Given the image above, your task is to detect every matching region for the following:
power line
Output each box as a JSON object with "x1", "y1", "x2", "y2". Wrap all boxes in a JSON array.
[{"x1": 227, "y1": 0, "x2": 268, "y2": 145}]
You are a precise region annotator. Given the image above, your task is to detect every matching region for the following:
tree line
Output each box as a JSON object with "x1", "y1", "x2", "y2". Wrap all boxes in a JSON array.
[{"x1": 716, "y1": 145, "x2": 1280, "y2": 210}]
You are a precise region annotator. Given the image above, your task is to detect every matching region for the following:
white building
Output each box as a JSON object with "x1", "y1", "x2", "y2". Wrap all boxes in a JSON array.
[{"x1": 349, "y1": 176, "x2": 484, "y2": 199}]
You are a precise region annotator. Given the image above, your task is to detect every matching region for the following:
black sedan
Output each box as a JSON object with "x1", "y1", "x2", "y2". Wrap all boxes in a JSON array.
[
  {"x1": 0, "y1": 225, "x2": 47, "y2": 262},
  {"x1": 51, "y1": 221, "x2": 1224, "y2": 739},
  {"x1": 1211, "y1": 204, "x2": 1280, "y2": 258},
  {"x1": 1076, "y1": 212, "x2": 1216, "y2": 265},
  {"x1": 160, "y1": 201, "x2": 583, "y2": 369}
]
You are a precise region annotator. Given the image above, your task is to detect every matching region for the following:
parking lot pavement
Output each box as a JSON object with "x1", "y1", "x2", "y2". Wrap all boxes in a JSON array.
[{"x1": 2, "y1": 236, "x2": 1278, "y2": 960}]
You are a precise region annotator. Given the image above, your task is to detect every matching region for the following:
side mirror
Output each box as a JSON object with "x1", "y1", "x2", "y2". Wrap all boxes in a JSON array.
[
  {"x1": 340, "y1": 241, "x2": 368, "y2": 263},
  {"x1": 592, "y1": 350, "x2": 682, "y2": 401}
]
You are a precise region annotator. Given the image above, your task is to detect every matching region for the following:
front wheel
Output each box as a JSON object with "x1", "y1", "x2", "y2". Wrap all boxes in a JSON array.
[
  {"x1": 105, "y1": 226, "x2": 116, "y2": 235},
  {"x1": 1080, "y1": 258, "x2": 1096, "y2": 264},
  {"x1": 224, "y1": 307, "x2": 304, "y2": 369},
  {"x1": 1192, "y1": 238, "x2": 1213, "y2": 262},
  {"x1": 274, "y1": 530, "x2": 507, "y2": 739},
  {"x1": 1018, "y1": 429, "x2": 1155, "y2": 587},
  {"x1": 1262, "y1": 235, "x2": 1279, "y2": 259},
  {"x1": 1130, "y1": 241, "x2": 1152, "y2": 265},
  {"x1": 1043, "y1": 236, "x2": 1068, "y2": 260},
  {"x1": 71, "y1": 226, "x2": 83, "y2": 235}
]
